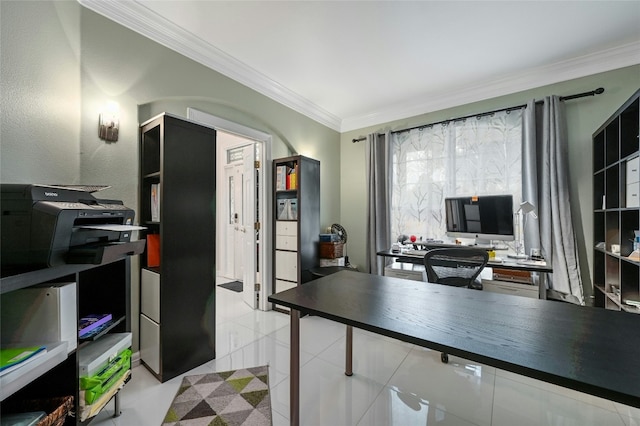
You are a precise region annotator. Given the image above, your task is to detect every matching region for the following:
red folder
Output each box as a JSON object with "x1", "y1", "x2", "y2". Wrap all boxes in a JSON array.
[{"x1": 147, "y1": 234, "x2": 160, "y2": 267}]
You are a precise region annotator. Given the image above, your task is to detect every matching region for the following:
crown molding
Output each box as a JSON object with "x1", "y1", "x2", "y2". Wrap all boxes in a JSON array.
[
  {"x1": 78, "y1": 0, "x2": 342, "y2": 131},
  {"x1": 341, "y1": 41, "x2": 640, "y2": 132},
  {"x1": 79, "y1": 1, "x2": 638, "y2": 135}
]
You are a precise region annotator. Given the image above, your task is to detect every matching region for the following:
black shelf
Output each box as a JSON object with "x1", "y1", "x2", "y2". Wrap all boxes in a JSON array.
[
  {"x1": 593, "y1": 89, "x2": 640, "y2": 312},
  {"x1": 272, "y1": 155, "x2": 320, "y2": 311},
  {"x1": 0, "y1": 257, "x2": 132, "y2": 423},
  {"x1": 138, "y1": 113, "x2": 217, "y2": 383}
]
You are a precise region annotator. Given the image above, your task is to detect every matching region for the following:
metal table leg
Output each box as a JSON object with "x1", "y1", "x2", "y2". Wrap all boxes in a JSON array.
[
  {"x1": 539, "y1": 272, "x2": 547, "y2": 300},
  {"x1": 290, "y1": 309, "x2": 300, "y2": 426},
  {"x1": 345, "y1": 325, "x2": 353, "y2": 376}
]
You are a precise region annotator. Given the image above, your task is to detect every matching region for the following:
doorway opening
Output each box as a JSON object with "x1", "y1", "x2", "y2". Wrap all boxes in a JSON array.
[{"x1": 187, "y1": 108, "x2": 272, "y2": 311}]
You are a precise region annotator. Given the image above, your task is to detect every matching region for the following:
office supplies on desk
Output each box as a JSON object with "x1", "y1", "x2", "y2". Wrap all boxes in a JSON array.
[
  {"x1": 517, "y1": 259, "x2": 547, "y2": 266},
  {"x1": 404, "y1": 249, "x2": 428, "y2": 256}
]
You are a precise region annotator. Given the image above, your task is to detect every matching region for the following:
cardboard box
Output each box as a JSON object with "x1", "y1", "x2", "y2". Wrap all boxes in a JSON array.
[{"x1": 320, "y1": 242, "x2": 344, "y2": 259}]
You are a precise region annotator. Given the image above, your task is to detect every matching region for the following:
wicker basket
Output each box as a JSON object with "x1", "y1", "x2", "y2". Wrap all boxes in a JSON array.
[
  {"x1": 2, "y1": 395, "x2": 74, "y2": 426},
  {"x1": 320, "y1": 242, "x2": 344, "y2": 259}
]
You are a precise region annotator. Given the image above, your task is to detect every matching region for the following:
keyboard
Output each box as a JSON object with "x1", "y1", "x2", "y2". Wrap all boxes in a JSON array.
[
  {"x1": 516, "y1": 260, "x2": 547, "y2": 266},
  {"x1": 404, "y1": 249, "x2": 428, "y2": 256}
]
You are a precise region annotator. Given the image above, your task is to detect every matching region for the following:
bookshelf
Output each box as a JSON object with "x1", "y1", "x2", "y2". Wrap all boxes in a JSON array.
[
  {"x1": 593, "y1": 89, "x2": 640, "y2": 313},
  {"x1": 0, "y1": 257, "x2": 133, "y2": 424},
  {"x1": 138, "y1": 113, "x2": 217, "y2": 382},
  {"x1": 272, "y1": 155, "x2": 320, "y2": 311}
]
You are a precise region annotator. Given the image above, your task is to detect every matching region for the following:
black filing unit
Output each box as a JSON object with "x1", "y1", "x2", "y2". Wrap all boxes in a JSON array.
[
  {"x1": 272, "y1": 155, "x2": 320, "y2": 311},
  {"x1": 593, "y1": 89, "x2": 640, "y2": 313},
  {"x1": 138, "y1": 113, "x2": 217, "y2": 382}
]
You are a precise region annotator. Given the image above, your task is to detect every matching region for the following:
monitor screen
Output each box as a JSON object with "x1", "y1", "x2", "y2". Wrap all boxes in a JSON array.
[{"x1": 444, "y1": 195, "x2": 514, "y2": 243}]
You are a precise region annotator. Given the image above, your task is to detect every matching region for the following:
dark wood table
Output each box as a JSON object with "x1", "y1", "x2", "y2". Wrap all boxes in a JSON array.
[{"x1": 268, "y1": 270, "x2": 640, "y2": 425}]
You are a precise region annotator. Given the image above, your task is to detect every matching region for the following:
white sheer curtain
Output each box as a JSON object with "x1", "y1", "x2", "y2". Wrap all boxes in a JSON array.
[{"x1": 390, "y1": 110, "x2": 523, "y2": 243}]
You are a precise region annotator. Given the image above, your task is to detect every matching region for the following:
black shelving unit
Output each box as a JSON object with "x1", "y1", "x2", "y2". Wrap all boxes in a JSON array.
[
  {"x1": 0, "y1": 257, "x2": 132, "y2": 424},
  {"x1": 593, "y1": 89, "x2": 640, "y2": 313},
  {"x1": 272, "y1": 155, "x2": 320, "y2": 311},
  {"x1": 138, "y1": 113, "x2": 217, "y2": 382}
]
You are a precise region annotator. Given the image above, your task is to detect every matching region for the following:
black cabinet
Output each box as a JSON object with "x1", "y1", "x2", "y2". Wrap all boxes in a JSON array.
[
  {"x1": 272, "y1": 155, "x2": 320, "y2": 311},
  {"x1": 0, "y1": 257, "x2": 132, "y2": 425},
  {"x1": 138, "y1": 113, "x2": 216, "y2": 382},
  {"x1": 593, "y1": 89, "x2": 640, "y2": 313}
]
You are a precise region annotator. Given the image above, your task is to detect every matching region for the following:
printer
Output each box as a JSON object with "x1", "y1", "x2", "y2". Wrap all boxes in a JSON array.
[{"x1": 1, "y1": 184, "x2": 144, "y2": 268}]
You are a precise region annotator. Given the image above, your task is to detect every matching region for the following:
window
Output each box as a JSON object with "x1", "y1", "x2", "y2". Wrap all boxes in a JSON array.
[{"x1": 390, "y1": 110, "x2": 523, "y2": 242}]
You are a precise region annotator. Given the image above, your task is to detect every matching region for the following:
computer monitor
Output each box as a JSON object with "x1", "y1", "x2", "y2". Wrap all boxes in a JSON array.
[{"x1": 444, "y1": 194, "x2": 514, "y2": 245}]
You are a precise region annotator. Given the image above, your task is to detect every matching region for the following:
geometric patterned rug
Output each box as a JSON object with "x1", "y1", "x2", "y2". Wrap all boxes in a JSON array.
[{"x1": 162, "y1": 365, "x2": 272, "y2": 425}]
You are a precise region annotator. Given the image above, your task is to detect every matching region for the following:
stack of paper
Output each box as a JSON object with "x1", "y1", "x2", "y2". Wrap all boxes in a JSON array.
[{"x1": 0, "y1": 346, "x2": 47, "y2": 376}]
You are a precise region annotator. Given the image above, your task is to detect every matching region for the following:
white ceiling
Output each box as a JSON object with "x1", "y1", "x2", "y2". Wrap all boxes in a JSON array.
[{"x1": 80, "y1": 1, "x2": 640, "y2": 132}]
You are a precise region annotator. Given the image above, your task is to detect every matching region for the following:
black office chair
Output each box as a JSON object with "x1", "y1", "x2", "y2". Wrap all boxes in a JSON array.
[{"x1": 423, "y1": 247, "x2": 489, "y2": 363}]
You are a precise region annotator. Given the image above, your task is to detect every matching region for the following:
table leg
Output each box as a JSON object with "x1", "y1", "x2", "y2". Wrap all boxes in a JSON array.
[
  {"x1": 345, "y1": 325, "x2": 353, "y2": 376},
  {"x1": 290, "y1": 309, "x2": 300, "y2": 426},
  {"x1": 539, "y1": 272, "x2": 547, "y2": 300}
]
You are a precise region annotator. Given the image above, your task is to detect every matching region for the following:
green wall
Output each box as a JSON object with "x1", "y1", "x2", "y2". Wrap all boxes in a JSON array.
[
  {"x1": 1, "y1": 1, "x2": 341, "y2": 351},
  {"x1": 2, "y1": 0, "x2": 638, "y2": 308},
  {"x1": 0, "y1": 1, "x2": 81, "y2": 184},
  {"x1": 340, "y1": 65, "x2": 640, "y2": 300}
]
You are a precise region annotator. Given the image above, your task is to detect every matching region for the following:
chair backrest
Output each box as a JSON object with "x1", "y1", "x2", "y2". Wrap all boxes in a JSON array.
[{"x1": 423, "y1": 248, "x2": 489, "y2": 288}]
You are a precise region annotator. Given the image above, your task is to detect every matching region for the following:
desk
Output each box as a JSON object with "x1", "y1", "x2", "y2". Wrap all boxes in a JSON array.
[
  {"x1": 268, "y1": 270, "x2": 640, "y2": 425},
  {"x1": 377, "y1": 249, "x2": 553, "y2": 299}
]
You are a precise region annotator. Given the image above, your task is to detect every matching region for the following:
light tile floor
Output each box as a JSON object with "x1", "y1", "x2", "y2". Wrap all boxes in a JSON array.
[{"x1": 90, "y1": 277, "x2": 640, "y2": 426}]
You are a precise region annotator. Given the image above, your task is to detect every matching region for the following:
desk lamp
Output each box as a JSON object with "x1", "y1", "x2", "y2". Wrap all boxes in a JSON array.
[{"x1": 510, "y1": 201, "x2": 537, "y2": 259}]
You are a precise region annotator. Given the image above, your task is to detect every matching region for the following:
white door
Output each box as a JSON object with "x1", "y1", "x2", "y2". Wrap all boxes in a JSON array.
[
  {"x1": 232, "y1": 163, "x2": 244, "y2": 280},
  {"x1": 224, "y1": 164, "x2": 238, "y2": 279},
  {"x1": 242, "y1": 144, "x2": 257, "y2": 308}
]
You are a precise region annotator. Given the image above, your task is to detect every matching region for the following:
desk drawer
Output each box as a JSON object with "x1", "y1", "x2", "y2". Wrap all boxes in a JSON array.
[
  {"x1": 482, "y1": 279, "x2": 538, "y2": 299},
  {"x1": 275, "y1": 250, "x2": 297, "y2": 282},
  {"x1": 276, "y1": 235, "x2": 297, "y2": 251},
  {"x1": 276, "y1": 221, "x2": 297, "y2": 237}
]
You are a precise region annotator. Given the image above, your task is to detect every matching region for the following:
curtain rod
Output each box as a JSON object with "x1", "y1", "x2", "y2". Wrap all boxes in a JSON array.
[{"x1": 352, "y1": 87, "x2": 604, "y2": 143}]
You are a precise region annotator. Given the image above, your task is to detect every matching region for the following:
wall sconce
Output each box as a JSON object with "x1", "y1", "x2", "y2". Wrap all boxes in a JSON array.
[{"x1": 99, "y1": 102, "x2": 119, "y2": 142}]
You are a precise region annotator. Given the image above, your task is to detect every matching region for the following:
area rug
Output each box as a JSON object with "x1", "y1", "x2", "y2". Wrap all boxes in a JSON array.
[
  {"x1": 218, "y1": 280, "x2": 243, "y2": 293},
  {"x1": 162, "y1": 365, "x2": 272, "y2": 425}
]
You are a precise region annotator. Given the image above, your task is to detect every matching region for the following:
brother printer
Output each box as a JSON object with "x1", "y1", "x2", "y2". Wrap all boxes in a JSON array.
[{"x1": 1, "y1": 184, "x2": 145, "y2": 268}]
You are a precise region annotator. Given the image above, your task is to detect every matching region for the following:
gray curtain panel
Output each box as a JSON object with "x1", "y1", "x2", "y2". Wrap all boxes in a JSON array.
[
  {"x1": 365, "y1": 132, "x2": 392, "y2": 274},
  {"x1": 522, "y1": 97, "x2": 584, "y2": 304}
]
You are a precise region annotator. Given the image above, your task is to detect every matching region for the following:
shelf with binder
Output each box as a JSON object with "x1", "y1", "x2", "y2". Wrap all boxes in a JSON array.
[
  {"x1": 276, "y1": 196, "x2": 298, "y2": 221},
  {"x1": 593, "y1": 89, "x2": 640, "y2": 313}
]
